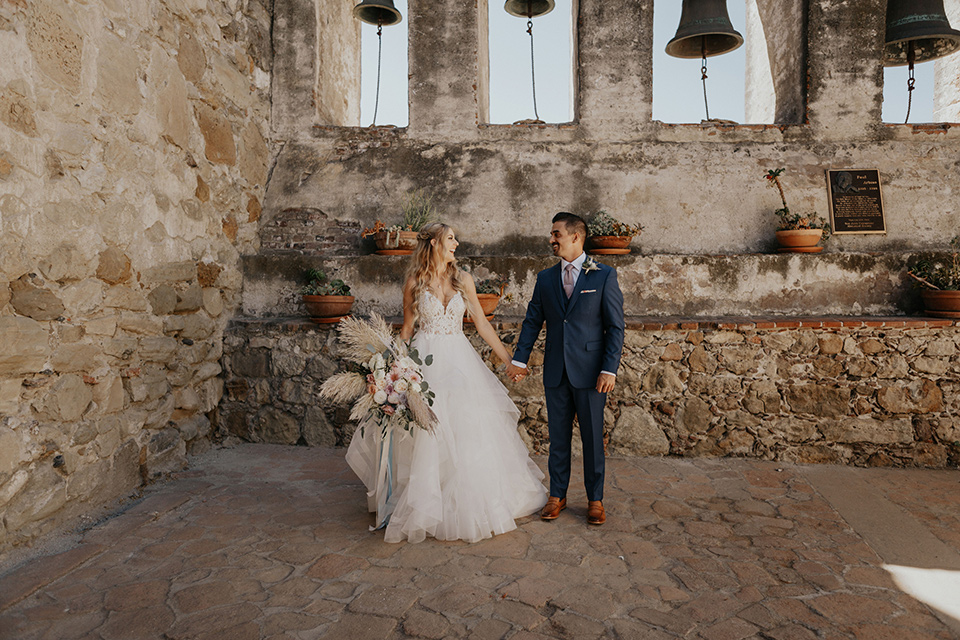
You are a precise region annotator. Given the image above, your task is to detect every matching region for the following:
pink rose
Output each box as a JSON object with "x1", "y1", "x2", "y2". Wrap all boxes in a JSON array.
[{"x1": 382, "y1": 405, "x2": 395, "y2": 415}]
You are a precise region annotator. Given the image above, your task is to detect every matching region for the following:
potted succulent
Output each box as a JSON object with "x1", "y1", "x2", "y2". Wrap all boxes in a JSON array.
[
  {"x1": 907, "y1": 236, "x2": 960, "y2": 317},
  {"x1": 300, "y1": 268, "x2": 354, "y2": 323},
  {"x1": 765, "y1": 168, "x2": 831, "y2": 252},
  {"x1": 362, "y1": 189, "x2": 439, "y2": 255},
  {"x1": 586, "y1": 210, "x2": 644, "y2": 255},
  {"x1": 467, "y1": 276, "x2": 507, "y2": 323}
]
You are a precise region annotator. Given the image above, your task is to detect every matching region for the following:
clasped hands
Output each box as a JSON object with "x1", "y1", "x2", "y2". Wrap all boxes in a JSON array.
[{"x1": 505, "y1": 363, "x2": 527, "y2": 383}]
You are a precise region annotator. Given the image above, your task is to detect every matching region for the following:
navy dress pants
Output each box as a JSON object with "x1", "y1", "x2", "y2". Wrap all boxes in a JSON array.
[{"x1": 544, "y1": 367, "x2": 606, "y2": 502}]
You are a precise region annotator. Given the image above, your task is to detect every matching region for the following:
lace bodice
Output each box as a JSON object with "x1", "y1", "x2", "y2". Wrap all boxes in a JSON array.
[{"x1": 418, "y1": 291, "x2": 465, "y2": 336}]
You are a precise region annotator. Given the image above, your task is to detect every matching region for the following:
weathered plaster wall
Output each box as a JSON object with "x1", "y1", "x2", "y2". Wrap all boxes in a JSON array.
[
  {"x1": 0, "y1": 0, "x2": 270, "y2": 555},
  {"x1": 263, "y1": 0, "x2": 959, "y2": 269}
]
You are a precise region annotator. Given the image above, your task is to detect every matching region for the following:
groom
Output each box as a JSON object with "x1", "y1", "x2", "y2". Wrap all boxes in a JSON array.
[{"x1": 507, "y1": 212, "x2": 625, "y2": 525}]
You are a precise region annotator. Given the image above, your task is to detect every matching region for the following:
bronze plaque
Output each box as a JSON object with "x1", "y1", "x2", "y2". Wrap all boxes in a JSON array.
[{"x1": 826, "y1": 169, "x2": 887, "y2": 234}]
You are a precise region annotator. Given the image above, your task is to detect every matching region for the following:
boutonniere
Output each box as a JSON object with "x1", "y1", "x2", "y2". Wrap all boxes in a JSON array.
[{"x1": 582, "y1": 257, "x2": 601, "y2": 273}]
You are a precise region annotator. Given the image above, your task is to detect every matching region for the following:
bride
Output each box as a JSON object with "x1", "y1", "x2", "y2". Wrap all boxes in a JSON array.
[{"x1": 346, "y1": 222, "x2": 547, "y2": 543}]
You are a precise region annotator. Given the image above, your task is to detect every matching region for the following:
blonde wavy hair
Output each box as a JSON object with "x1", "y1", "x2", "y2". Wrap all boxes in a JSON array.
[{"x1": 406, "y1": 222, "x2": 467, "y2": 327}]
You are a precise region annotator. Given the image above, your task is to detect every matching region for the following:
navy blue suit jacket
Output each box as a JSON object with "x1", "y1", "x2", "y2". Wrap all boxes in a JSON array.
[{"x1": 513, "y1": 260, "x2": 625, "y2": 389}]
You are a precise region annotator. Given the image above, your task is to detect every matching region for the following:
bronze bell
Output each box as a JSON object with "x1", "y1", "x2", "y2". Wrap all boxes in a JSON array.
[
  {"x1": 884, "y1": 0, "x2": 960, "y2": 66},
  {"x1": 665, "y1": 0, "x2": 744, "y2": 59},
  {"x1": 353, "y1": 0, "x2": 402, "y2": 26},
  {"x1": 503, "y1": 0, "x2": 555, "y2": 19}
]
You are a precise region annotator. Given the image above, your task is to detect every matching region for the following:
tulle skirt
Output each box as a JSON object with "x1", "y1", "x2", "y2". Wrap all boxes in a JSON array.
[{"x1": 345, "y1": 331, "x2": 547, "y2": 543}]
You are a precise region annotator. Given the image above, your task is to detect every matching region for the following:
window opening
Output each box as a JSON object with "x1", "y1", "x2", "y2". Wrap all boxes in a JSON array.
[
  {"x1": 358, "y1": 0, "x2": 408, "y2": 126},
  {"x1": 486, "y1": 0, "x2": 574, "y2": 124},
  {"x1": 881, "y1": 0, "x2": 960, "y2": 124},
  {"x1": 654, "y1": 0, "x2": 748, "y2": 124}
]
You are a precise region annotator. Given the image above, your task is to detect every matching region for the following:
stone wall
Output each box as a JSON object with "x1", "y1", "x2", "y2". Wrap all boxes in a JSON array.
[
  {"x1": 221, "y1": 319, "x2": 960, "y2": 469},
  {"x1": 0, "y1": 0, "x2": 270, "y2": 555}
]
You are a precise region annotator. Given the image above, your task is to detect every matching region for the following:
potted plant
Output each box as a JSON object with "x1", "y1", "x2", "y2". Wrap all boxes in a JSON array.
[
  {"x1": 907, "y1": 236, "x2": 960, "y2": 317},
  {"x1": 467, "y1": 276, "x2": 507, "y2": 323},
  {"x1": 586, "y1": 210, "x2": 644, "y2": 255},
  {"x1": 765, "y1": 168, "x2": 831, "y2": 252},
  {"x1": 361, "y1": 189, "x2": 439, "y2": 255},
  {"x1": 300, "y1": 268, "x2": 354, "y2": 323}
]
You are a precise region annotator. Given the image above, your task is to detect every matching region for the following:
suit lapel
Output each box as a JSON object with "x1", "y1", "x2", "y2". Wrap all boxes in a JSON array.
[
  {"x1": 565, "y1": 267, "x2": 590, "y2": 315},
  {"x1": 549, "y1": 262, "x2": 566, "y2": 312}
]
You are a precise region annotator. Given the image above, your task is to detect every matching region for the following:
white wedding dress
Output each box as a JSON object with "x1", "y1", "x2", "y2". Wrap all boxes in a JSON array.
[{"x1": 345, "y1": 290, "x2": 547, "y2": 543}]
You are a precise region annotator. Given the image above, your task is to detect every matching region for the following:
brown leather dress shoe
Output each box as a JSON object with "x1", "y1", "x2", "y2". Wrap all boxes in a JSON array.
[
  {"x1": 587, "y1": 500, "x2": 605, "y2": 525},
  {"x1": 541, "y1": 497, "x2": 566, "y2": 520}
]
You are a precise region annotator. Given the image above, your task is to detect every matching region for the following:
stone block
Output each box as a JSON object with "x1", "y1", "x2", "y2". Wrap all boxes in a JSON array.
[
  {"x1": 705, "y1": 331, "x2": 744, "y2": 345},
  {"x1": 232, "y1": 349, "x2": 271, "y2": 378},
  {"x1": 202, "y1": 288, "x2": 223, "y2": 316},
  {"x1": 877, "y1": 354, "x2": 909, "y2": 379},
  {"x1": 195, "y1": 102, "x2": 236, "y2": 165},
  {"x1": 845, "y1": 358, "x2": 878, "y2": 378},
  {"x1": 925, "y1": 340, "x2": 956, "y2": 357},
  {"x1": 139, "y1": 337, "x2": 178, "y2": 363},
  {"x1": 85, "y1": 315, "x2": 118, "y2": 336},
  {"x1": 303, "y1": 405, "x2": 335, "y2": 447},
  {"x1": 144, "y1": 428, "x2": 187, "y2": 480},
  {"x1": 197, "y1": 262, "x2": 223, "y2": 287},
  {"x1": 3, "y1": 464, "x2": 67, "y2": 532},
  {"x1": 96, "y1": 246, "x2": 132, "y2": 285},
  {"x1": 51, "y1": 343, "x2": 101, "y2": 373},
  {"x1": 820, "y1": 417, "x2": 913, "y2": 445},
  {"x1": 199, "y1": 378, "x2": 223, "y2": 413},
  {"x1": 10, "y1": 275, "x2": 64, "y2": 321},
  {"x1": 37, "y1": 374, "x2": 92, "y2": 422},
  {"x1": 104, "y1": 285, "x2": 149, "y2": 311},
  {"x1": 818, "y1": 334, "x2": 843, "y2": 355},
  {"x1": 256, "y1": 406, "x2": 300, "y2": 444},
  {"x1": 911, "y1": 357, "x2": 949, "y2": 375},
  {"x1": 642, "y1": 363, "x2": 683, "y2": 397},
  {"x1": 103, "y1": 337, "x2": 138, "y2": 359},
  {"x1": 687, "y1": 345, "x2": 717, "y2": 374},
  {"x1": 0, "y1": 378, "x2": 22, "y2": 414},
  {"x1": 162, "y1": 314, "x2": 186, "y2": 334},
  {"x1": 118, "y1": 312, "x2": 164, "y2": 336},
  {"x1": 195, "y1": 362, "x2": 221, "y2": 381},
  {"x1": 719, "y1": 347, "x2": 760, "y2": 375},
  {"x1": 148, "y1": 285, "x2": 178, "y2": 315},
  {"x1": 0, "y1": 469, "x2": 28, "y2": 509},
  {"x1": 72, "y1": 422, "x2": 97, "y2": 446},
  {"x1": 0, "y1": 425, "x2": 23, "y2": 477},
  {"x1": 175, "y1": 386, "x2": 201, "y2": 411},
  {"x1": 177, "y1": 28, "x2": 207, "y2": 85},
  {"x1": 177, "y1": 414, "x2": 210, "y2": 442},
  {"x1": 96, "y1": 34, "x2": 142, "y2": 115},
  {"x1": 60, "y1": 279, "x2": 105, "y2": 316},
  {"x1": 38, "y1": 244, "x2": 91, "y2": 282},
  {"x1": 0, "y1": 279, "x2": 10, "y2": 309},
  {"x1": 27, "y1": 0, "x2": 83, "y2": 93},
  {"x1": 762, "y1": 332, "x2": 795, "y2": 351},
  {"x1": 767, "y1": 417, "x2": 818, "y2": 443},
  {"x1": 785, "y1": 385, "x2": 849, "y2": 418},
  {"x1": 272, "y1": 350, "x2": 306, "y2": 377},
  {"x1": 140, "y1": 261, "x2": 197, "y2": 285},
  {"x1": 611, "y1": 406, "x2": 670, "y2": 455},
  {"x1": 181, "y1": 314, "x2": 215, "y2": 340},
  {"x1": 877, "y1": 380, "x2": 943, "y2": 414},
  {"x1": 0, "y1": 317, "x2": 50, "y2": 375},
  {"x1": 175, "y1": 284, "x2": 203, "y2": 312}
]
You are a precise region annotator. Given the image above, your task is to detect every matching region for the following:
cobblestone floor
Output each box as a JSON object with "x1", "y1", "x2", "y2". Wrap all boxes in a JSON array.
[{"x1": 1, "y1": 444, "x2": 958, "y2": 639}]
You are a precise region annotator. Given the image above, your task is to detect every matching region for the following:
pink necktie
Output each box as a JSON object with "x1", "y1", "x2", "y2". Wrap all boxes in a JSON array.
[{"x1": 563, "y1": 264, "x2": 575, "y2": 299}]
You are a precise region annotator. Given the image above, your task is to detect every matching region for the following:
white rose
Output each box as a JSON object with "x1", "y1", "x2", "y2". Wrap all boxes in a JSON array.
[
  {"x1": 394, "y1": 379, "x2": 408, "y2": 392},
  {"x1": 398, "y1": 357, "x2": 416, "y2": 371},
  {"x1": 387, "y1": 392, "x2": 401, "y2": 405},
  {"x1": 373, "y1": 390, "x2": 387, "y2": 404},
  {"x1": 409, "y1": 381, "x2": 421, "y2": 394}
]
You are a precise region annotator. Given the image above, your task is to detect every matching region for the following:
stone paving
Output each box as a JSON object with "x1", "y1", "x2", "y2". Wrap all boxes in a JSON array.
[{"x1": 1, "y1": 444, "x2": 959, "y2": 640}]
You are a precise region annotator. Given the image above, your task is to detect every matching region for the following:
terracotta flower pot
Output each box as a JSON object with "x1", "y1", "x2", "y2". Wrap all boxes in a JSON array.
[
  {"x1": 775, "y1": 228, "x2": 823, "y2": 253},
  {"x1": 464, "y1": 293, "x2": 500, "y2": 324},
  {"x1": 302, "y1": 295, "x2": 354, "y2": 324},
  {"x1": 588, "y1": 235, "x2": 633, "y2": 255},
  {"x1": 374, "y1": 229, "x2": 418, "y2": 255},
  {"x1": 920, "y1": 289, "x2": 960, "y2": 318}
]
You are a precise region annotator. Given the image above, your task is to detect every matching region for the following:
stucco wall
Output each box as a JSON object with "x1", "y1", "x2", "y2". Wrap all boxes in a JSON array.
[{"x1": 0, "y1": 0, "x2": 270, "y2": 555}]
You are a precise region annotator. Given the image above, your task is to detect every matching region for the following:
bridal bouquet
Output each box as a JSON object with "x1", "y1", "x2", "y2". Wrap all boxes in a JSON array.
[{"x1": 320, "y1": 313, "x2": 438, "y2": 438}]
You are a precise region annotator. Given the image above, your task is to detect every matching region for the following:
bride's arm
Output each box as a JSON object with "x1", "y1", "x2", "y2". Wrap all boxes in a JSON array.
[
  {"x1": 461, "y1": 273, "x2": 513, "y2": 366},
  {"x1": 400, "y1": 277, "x2": 416, "y2": 341}
]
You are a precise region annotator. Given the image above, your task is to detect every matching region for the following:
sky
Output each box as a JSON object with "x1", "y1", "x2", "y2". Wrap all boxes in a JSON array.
[{"x1": 358, "y1": 1, "x2": 937, "y2": 127}]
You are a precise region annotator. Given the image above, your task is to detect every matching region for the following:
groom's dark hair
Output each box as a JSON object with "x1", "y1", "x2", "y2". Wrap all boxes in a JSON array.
[{"x1": 552, "y1": 212, "x2": 587, "y2": 240}]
